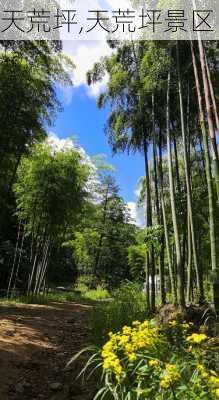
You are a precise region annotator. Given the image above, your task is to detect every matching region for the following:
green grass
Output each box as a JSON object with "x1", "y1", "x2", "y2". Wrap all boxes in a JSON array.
[
  {"x1": 47, "y1": 291, "x2": 82, "y2": 303},
  {"x1": 0, "y1": 286, "x2": 110, "y2": 306},
  {"x1": 83, "y1": 287, "x2": 110, "y2": 301},
  {"x1": 90, "y1": 282, "x2": 148, "y2": 346},
  {"x1": 0, "y1": 294, "x2": 50, "y2": 305}
]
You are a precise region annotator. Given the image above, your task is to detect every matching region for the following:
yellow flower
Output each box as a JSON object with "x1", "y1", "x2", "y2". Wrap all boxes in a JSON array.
[
  {"x1": 149, "y1": 359, "x2": 159, "y2": 368},
  {"x1": 197, "y1": 364, "x2": 219, "y2": 384},
  {"x1": 124, "y1": 343, "x2": 134, "y2": 353},
  {"x1": 128, "y1": 353, "x2": 137, "y2": 363},
  {"x1": 197, "y1": 364, "x2": 209, "y2": 379},
  {"x1": 118, "y1": 335, "x2": 129, "y2": 346},
  {"x1": 166, "y1": 363, "x2": 179, "y2": 373},
  {"x1": 102, "y1": 353, "x2": 123, "y2": 380},
  {"x1": 160, "y1": 378, "x2": 170, "y2": 389},
  {"x1": 160, "y1": 364, "x2": 181, "y2": 390},
  {"x1": 122, "y1": 326, "x2": 132, "y2": 335},
  {"x1": 208, "y1": 375, "x2": 219, "y2": 387},
  {"x1": 186, "y1": 333, "x2": 208, "y2": 344},
  {"x1": 197, "y1": 364, "x2": 205, "y2": 372},
  {"x1": 101, "y1": 320, "x2": 162, "y2": 379}
]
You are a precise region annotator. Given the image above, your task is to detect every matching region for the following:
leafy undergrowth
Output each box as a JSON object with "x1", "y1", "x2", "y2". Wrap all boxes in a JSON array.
[
  {"x1": 0, "y1": 286, "x2": 111, "y2": 306},
  {"x1": 68, "y1": 283, "x2": 219, "y2": 400},
  {"x1": 72, "y1": 319, "x2": 219, "y2": 400},
  {"x1": 83, "y1": 288, "x2": 110, "y2": 301},
  {"x1": 90, "y1": 282, "x2": 147, "y2": 346}
]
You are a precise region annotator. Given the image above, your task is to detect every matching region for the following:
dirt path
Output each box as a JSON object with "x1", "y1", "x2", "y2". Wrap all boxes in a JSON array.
[{"x1": 0, "y1": 301, "x2": 95, "y2": 400}]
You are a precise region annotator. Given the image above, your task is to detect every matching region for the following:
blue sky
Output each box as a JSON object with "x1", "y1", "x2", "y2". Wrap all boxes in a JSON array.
[
  {"x1": 53, "y1": 85, "x2": 145, "y2": 204},
  {"x1": 49, "y1": 40, "x2": 146, "y2": 224}
]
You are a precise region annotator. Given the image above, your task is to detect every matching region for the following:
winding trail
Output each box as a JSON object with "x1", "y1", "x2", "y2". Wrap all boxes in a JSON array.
[{"x1": 0, "y1": 301, "x2": 94, "y2": 400}]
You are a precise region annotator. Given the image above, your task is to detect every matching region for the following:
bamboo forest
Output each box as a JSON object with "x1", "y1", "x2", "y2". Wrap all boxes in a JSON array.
[{"x1": 1, "y1": 9, "x2": 219, "y2": 400}]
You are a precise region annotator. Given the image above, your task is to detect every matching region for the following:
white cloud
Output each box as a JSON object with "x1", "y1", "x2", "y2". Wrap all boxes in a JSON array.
[
  {"x1": 47, "y1": 132, "x2": 96, "y2": 168},
  {"x1": 87, "y1": 74, "x2": 109, "y2": 98},
  {"x1": 128, "y1": 201, "x2": 145, "y2": 227},
  {"x1": 134, "y1": 186, "x2": 141, "y2": 198},
  {"x1": 46, "y1": 133, "x2": 103, "y2": 199},
  {"x1": 59, "y1": 0, "x2": 134, "y2": 103},
  {"x1": 62, "y1": 40, "x2": 112, "y2": 102},
  {"x1": 128, "y1": 201, "x2": 137, "y2": 222},
  {"x1": 47, "y1": 132, "x2": 76, "y2": 152},
  {"x1": 47, "y1": 134, "x2": 146, "y2": 225}
]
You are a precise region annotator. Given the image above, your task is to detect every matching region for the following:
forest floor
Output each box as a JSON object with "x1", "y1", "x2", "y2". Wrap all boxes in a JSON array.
[{"x1": 0, "y1": 301, "x2": 96, "y2": 400}]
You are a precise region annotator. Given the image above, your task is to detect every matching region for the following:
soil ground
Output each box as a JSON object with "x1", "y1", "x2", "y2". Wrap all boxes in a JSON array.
[{"x1": 0, "y1": 301, "x2": 95, "y2": 400}]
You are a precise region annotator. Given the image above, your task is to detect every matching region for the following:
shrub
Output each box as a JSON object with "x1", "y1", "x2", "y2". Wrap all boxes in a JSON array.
[
  {"x1": 90, "y1": 282, "x2": 147, "y2": 345},
  {"x1": 72, "y1": 320, "x2": 219, "y2": 400},
  {"x1": 74, "y1": 275, "x2": 93, "y2": 293},
  {"x1": 83, "y1": 285, "x2": 110, "y2": 301}
]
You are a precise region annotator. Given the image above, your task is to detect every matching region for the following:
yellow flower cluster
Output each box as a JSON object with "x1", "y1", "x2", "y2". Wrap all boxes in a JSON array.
[
  {"x1": 197, "y1": 364, "x2": 219, "y2": 397},
  {"x1": 101, "y1": 320, "x2": 160, "y2": 380},
  {"x1": 160, "y1": 363, "x2": 181, "y2": 390},
  {"x1": 186, "y1": 333, "x2": 208, "y2": 344},
  {"x1": 148, "y1": 359, "x2": 160, "y2": 368},
  {"x1": 197, "y1": 364, "x2": 209, "y2": 379},
  {"x1": 102, "y1": 336, "x2": 123, "y2": 380},
  {"x1": 101, "y1": 319, "x2": 214, "y2": 397}
]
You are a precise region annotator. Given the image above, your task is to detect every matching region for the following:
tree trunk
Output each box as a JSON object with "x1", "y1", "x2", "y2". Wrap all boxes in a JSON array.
[
  {"x1": 166, "y1": 69, "x2": 185, "y2": 307},
  {"x1": 192, "y1": 6, "x2": 219, "y2": 204},
  {"x1": 34, "y1": 239, "x2": 48, "y2": 295},
  {"x1": 35, "y1": 240, "x2": 50, "y2": 295},
  {"x1": 186, "y1": 204, "x2": 192, "y2": 304},
  {"x1": 152, "y1": 94, "x2": 160, "y2": 225},
  {"x1": 161, "y1": 194, "x2": 176, "y2": 304},
  {"x1": 172, "y1": 130, "x2": 181, "y2": 194},
  {"x1": 158, "y1": 129, "x2": 170, "y2": 305},
  {"x1": 12, "y1": 227, "x2": 25, "y2": 291},
  {"x1": 177, "y1": 42, "x2": 204, "y2": 302},
  {"x1": 28, "y1": 242, "x2": 40, "y2": 295},
  {"x1": 7, "y1": 220, "x2": 21, "y2": 297},
  {"x1": 205, "y1": 49, "x2": 219, "y2": 131},
  {"x1": 94, "y1": 184, "x2": 109, "y2": 278},
  {"x1": 152, "y1": 95, "x2": 166, "y2": 305},
  {"x1": 145, "y1": 253, "x2": 150, "y2": 310},
  {"x1": 191, "y1": 39, "x2": 219, "y2": 314},
  {"x1": 159, "y1": 233, "x2": 166, "y2": 305},
  {"x1": 143, "y1": 138, "x2": 155, "y2": 311}
]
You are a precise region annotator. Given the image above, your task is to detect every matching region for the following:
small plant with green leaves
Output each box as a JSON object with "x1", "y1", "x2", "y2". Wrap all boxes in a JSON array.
[
  {"x1": 69, "y1": 319, "x2": 219, "y2": 399},
  {"x1": 83, "y1": 285, "x2": 110, "y2": 301},
  {"x1": 90, "y1": 282, "x2": 147, "y2": 345}
]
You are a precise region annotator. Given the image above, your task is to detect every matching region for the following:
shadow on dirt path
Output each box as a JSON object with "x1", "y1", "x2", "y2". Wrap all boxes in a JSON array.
[{"x1": 0, "y1": 301, "x2": 95, "y2": 400}]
